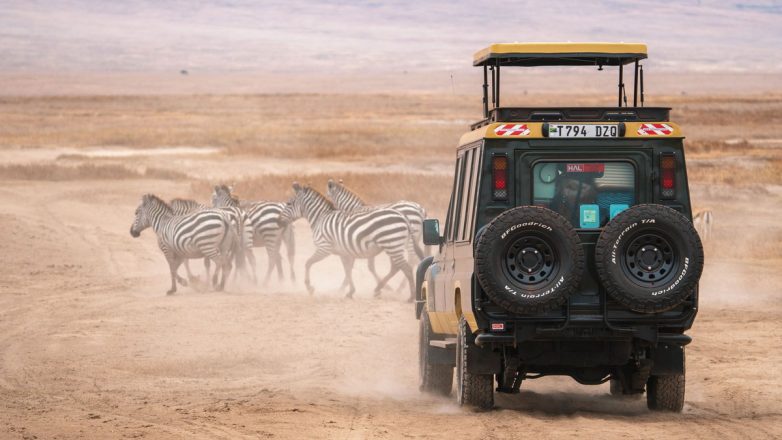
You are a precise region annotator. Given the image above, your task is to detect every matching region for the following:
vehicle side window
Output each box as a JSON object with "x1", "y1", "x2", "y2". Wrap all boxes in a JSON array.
[
  {"x1": 449, "y1": 154, "x2": 467, "y2": 242},
  {"x1": 445, "y1": 155, "x2": 464, "y2": 242},
  {"x1": 459, "y1": 147, "x2": 482, "y2": 242}
]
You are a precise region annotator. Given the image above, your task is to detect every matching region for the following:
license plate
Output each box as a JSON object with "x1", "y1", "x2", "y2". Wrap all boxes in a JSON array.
[{"x1": 547, "y1": 124, "x2": 619, "y2": 138}]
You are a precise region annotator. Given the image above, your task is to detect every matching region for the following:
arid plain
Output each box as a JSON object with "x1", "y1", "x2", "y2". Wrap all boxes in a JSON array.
[{"x1": 1, "y1": 88, "x2": 781, "y2": 439}]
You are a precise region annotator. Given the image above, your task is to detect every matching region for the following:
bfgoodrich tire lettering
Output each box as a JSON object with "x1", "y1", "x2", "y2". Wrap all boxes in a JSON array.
[
  {"x1": 475, "y1": 206, "x2": 584, "y2": 314},
  {"x1": 595, "y1": 204, "x2": 704, "y2": 313}
]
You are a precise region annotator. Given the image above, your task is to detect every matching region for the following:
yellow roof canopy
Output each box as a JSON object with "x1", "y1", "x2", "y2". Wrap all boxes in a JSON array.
[{"x1": 474, "y1": 42, "x2": 648, "y2": 67}]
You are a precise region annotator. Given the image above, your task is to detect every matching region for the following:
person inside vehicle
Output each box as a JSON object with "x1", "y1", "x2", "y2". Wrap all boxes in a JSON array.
[{"x1": 551, "y1": 174, "x2": 598, "y2": 226}]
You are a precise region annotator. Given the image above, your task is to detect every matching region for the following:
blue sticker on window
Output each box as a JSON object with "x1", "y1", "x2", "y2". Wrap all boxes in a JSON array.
[
  {"x1": 580, "y1": 204, "x2": 600, "y2": 228},
  {"x1": 610, "y1": 204, "x2": 630, "y2": 219}
]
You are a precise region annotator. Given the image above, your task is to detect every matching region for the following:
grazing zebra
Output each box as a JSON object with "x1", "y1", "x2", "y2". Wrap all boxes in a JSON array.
[
  {"x1": 693, "y1": 209, "x2": 713, "y2": 242},
  {"x1": 326, "y1": 178, "x2": 426, "y2": 287},
  {"x1": 212, "y1": 185, "x2": 296, "y2": 283},
  {"x1": 279, "y1": 182, "x2": 414, "y2": 300},
  {"x1": 130, "y1": 194, "x2": 235, "y2": 294}
]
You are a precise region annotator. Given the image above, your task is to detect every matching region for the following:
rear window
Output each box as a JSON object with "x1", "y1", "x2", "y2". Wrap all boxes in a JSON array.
[{"x1": 532, "y1": 161, "x2": 635, "y2": 228}]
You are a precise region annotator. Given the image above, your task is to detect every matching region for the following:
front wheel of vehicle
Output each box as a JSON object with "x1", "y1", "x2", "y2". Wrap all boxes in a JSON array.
[
  {"x1": 419, "y1": 312, "x2": 453, "y2": 396},
  {"x1": 456, "y1": 317, "x2": 494, "y2": 410}
]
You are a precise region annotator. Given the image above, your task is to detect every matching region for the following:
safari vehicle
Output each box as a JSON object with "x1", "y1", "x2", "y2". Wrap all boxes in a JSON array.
[{"x1": 416, "y1": 43, "x2": 704, "y2": 411}]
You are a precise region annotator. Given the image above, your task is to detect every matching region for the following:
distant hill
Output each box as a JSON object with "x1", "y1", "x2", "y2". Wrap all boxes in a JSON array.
[{"x1": 2, "y1": 0, "x2": 780, "y2": 74}]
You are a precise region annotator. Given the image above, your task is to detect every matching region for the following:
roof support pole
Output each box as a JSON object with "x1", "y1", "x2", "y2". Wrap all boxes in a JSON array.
[
  {"x1": 618, "y1": 63, "x2": 624, "y2": 107},
  {"x1": 496, "y1": 60, "x2": 501, "y2": 108},
  {"x1": 490, "y1": 66, "x2": 496, "y2": 110},
  {"x1": 483, "y1": 65, "x2": 489, "y2": 118},
  {"x1": 633, "y1": 60, "x2": 639, "y2": 107}
]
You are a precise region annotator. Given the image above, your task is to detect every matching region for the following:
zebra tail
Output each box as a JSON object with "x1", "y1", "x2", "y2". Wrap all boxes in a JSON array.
[{"x1": 284, "y1": 223, "x2": 295, "y2": 260}]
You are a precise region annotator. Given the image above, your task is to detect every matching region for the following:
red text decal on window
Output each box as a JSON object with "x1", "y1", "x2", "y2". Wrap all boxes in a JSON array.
[{"x1": 566, "y1": 163, "x2": 605, "y2": 173}]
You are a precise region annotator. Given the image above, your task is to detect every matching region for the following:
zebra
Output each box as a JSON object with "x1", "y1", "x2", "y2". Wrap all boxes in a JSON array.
[
  {"x1": 279, "y1": 182, "x2": 414, "y2": 300},
  {"x1": 130, "y1": 194, "x2": 235, "y2": 294},
  {"x1": 325, "y1": 178, "x2": 426, "y2": 284},
  {"x1": 211, "y1": 185, "x2": 296, "y2": 283},
  {"x1": 693, "y1": 209, "x2": 713, "y2": 242},
  {"x1": 169, "y1": 198, "x2": 254, "y2": 285}
]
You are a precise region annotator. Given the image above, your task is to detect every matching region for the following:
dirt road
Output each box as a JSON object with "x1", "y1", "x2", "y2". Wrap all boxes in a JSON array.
[{"x1": 0, "y1": 177, "x2": 780, "y2": 440}]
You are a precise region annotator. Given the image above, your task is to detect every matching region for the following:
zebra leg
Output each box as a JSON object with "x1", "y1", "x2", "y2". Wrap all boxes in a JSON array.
[
  {"x1": 183, "y1": 259, "x2": 196, "y2": 283},
  {"x1": 263, "y1": 247, "x2": 276, "y2": 285},
  {"x1": 304, "y1": 248, "x2": 330, "y2": 295},
  {"x1": 245, "y1": 248, "x2": 258, "y2": 285},
  {"x1": 399, "y1": 261, "x2": 415, "y2": 303},
  {"x1": 367, "y1": 256, "x2": 383, "y2": 284},
  {"x1": 373, "y1": 265, "x2": 401, "y2": 298},
  {"x1": 204, "y1": 258, "x2": 211, "y2": 285},
  {"x1": 216, "y1": 254, "x2": 233, "y2": 292},
  {"x1": 339, "y1": 255, "x2": 356, "y2": 299},
  {"x1": 275, "y1": 249, "x2": 284, "y2": 282},
  {"x1": 413, "y1": 238, "x2": 426, "y2": 260},
  {"x1": 166, "y1": 257, "x2": 183, "y2": 295},
  {"x1": 284, "y1": 224, "x2": 296, "y2": 282}
]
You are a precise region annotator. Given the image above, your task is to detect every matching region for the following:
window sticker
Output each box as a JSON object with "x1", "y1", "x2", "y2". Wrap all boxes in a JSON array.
[{"x1": 580, "y1": 204, "x2": 600, "y2": 228}]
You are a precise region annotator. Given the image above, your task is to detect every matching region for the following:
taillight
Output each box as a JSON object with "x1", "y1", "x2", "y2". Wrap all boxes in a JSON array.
[
  {"x1": 660, "y1": 153, "x2": 676, "y2": 199},
  {"x1": 492, "y1": 155, "x2": 508, "y2": 200}
]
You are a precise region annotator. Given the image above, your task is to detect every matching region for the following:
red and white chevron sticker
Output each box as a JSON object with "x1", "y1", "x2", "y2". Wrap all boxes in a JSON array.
[
  {"x1": 637, "y1": 123, "x2": 673, "y2": 136},
  {"x1": 494, "y1": 124, "x2": 530, "y2": 136}
]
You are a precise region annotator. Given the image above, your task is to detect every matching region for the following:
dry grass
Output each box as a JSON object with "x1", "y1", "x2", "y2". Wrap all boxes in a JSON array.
[
  {"x1": 190, "y1": 172, "x2": 452, "y2": 218},
  {"x1": 0, "y1": 163, "x2": 188, "y2": 181}
]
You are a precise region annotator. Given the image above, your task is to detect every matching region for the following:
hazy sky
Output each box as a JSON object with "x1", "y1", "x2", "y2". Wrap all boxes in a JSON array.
[{"x1": 2, "y1": 0, "x2": 780, "y2": 73}]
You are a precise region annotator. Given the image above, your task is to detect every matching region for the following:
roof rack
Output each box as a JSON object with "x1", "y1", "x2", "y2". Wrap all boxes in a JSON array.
[{"x1": 475, "y1": 42, "x2": 649, "y2": 120}]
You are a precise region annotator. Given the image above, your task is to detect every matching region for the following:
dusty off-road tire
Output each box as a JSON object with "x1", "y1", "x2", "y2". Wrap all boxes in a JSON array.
[
  {"x1": 419, "y1": 313, "x2": 453, "y2": 396},
  {"x1": 474, "y1": 206, "x2": 584, "y2": 315},
  {"x1": 456, "y1": 317, "x2": 494, "y2": 410},
  {"x1": 647, "y1": 374, "x2": 685, "y2": 412},
  {"x1": 595, "y1": 204, "x2": 704, "y2": 313}
]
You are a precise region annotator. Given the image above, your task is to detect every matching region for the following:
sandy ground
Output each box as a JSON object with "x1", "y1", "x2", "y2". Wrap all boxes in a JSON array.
[{"x1": 0, "y1": 170, "x2": 781, "y2": 439}]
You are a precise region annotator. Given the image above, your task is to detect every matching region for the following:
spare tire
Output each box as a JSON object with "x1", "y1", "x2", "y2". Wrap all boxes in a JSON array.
[
  {"x1": 595, "y1": 204, "x2": 704, "y2": 313},
  {"x1": 475, "y1": 206, "x2": 584, "y2": 315}
]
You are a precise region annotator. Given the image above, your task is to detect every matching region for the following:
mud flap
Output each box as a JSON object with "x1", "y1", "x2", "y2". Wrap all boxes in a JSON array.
[
  {"x1": 651, "y1": 343, "x2": 685, "y2": 376},
  {"x1": 428, "y1": 345, "x2": 455, "y2": 366},
  {"x1": 466, "y1": 343, "x2": 501, "y2": 374}
]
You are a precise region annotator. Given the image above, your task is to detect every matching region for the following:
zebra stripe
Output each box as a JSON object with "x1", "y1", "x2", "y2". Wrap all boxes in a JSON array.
[
  {"x1": 326, "y1": 178, "x2": 426, "y2": 260},
  {"x1": 130, "y1": 194, "x2": 234, "y2": 294},
  {"x1": 280, "y1": 183, "x2": 414, "y2": 300},
  {"x1": 212, "y1": 185, "x2": 296, "y2": 282},
  {"x1": 325, "y1": 179, "x2": 426, "y2": 293}
]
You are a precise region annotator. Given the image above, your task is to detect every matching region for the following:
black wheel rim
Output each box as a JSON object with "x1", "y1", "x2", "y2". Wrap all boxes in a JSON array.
[
  {"x1": 622, "y1": 231, "x2": 676, "y2": 287},
  {"x1": 503, "y1": 234, "x2": 559, "y2": 287}
]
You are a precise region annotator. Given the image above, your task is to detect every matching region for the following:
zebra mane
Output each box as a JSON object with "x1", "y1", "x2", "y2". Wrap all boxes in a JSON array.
[
  {"x1": 331, "y1": 179, "x2": 365, "y2": 204},
  {"x1": 143, "y1": 193, "x2": 173, "y2": 214},
  {"x1": 302, "y1": 186, "x2": 335, "y2": 209},
  {"x1": 170, "y1": 197, "x2": 199, "y2": 205},
  {"x1": 215, "y1": 184, "x2": 241, "y2": 206}
]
